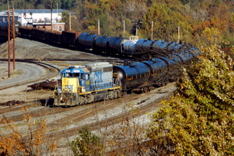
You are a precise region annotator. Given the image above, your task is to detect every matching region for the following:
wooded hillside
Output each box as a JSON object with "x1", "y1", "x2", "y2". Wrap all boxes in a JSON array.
[{"x1": 1, "y1": 0, "x2": 234, "y2": 51}]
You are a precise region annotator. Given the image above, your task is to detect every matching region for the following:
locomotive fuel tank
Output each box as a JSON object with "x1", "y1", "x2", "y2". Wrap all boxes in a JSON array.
[
  {"x1": 77, "y1": 32, "x2": 99, "y2": 50},
  {"x1": 113, "y1": 62, "x2": 151, "y2": 92}
]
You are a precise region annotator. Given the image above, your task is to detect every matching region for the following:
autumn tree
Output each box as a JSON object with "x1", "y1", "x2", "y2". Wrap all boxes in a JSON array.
[
  {"x1": 141, "y1": 0, "x2": 193, "y2": 42},
  {"x1": 0, "y1": 106, "x2": 57, "y2": 155},
  {"x1": 147, "y1": 28, "x2": 234, "y2": 155},
  {"x1": 71, "y1": 127, "x2": 103, "y2": 156}
]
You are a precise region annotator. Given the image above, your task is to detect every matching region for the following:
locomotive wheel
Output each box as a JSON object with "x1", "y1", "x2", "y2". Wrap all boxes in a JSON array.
[
  {"x1": 56, "y1": 97, "x2": 60, "y2": 106},
  {"x1": 87, "y1": 94, "x2": 94, "y2": 103},
  {"x1": 69, "y1": 98, "x2": 73, "y2": 106},
  {"x1": 79, "y1": 96, "x2": 86, "y2": 105},
  {"x1": 148, "y1": 86, "x2": 152, "y2": 92},
  {"x1": 114, "y1": 90, "x2": 118, "y2": 99},
  {"x1": 108, "y1": 91, "x2": 114, "y2": 100},
  {"x1": 116, "y1": 90, "x2": 121, "y2": 98},
  {"x1": 143, "y1": 87, "x2": 149, "y2": 93}
]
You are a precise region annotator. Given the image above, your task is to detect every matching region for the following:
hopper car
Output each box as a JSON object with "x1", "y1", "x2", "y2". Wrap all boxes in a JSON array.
[{"x1": 53, "y1": 47, "x2": 199, "y2": 106}]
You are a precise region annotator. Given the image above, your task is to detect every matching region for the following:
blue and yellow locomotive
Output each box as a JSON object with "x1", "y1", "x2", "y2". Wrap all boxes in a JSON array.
[{"x1": 54, "y1": 62, "x2": 122, "y2": 106}]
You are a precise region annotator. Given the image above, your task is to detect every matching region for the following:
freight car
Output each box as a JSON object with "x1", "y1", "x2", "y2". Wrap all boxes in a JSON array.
[
  {"x1": 53, "y1": 47, "x2": 199, "y2": 106},
  {"x1": 133, "y1": 39, "x2": 193, "y2": 60},
  {"x1": 18, "y1": 27, "x2": 32, "y2": 38},
  {"x1": 0, "y1": 21, "x2": 21, "y2": 37},
  {"x1": 77, "y1": 32, "x2": 99, "y2": 50},
  {"x1": 16, "y1": 26, "x2": 197, "y2": 60},
  {"x1": 31, "y1": 28, "x2": 47, "y2": 41},
  {"x1": 46, "y1": 30, "x2": 62, "y2": 44},
  {"x1": 62, "y1": 31, "x2": 81, "y2": 47}
]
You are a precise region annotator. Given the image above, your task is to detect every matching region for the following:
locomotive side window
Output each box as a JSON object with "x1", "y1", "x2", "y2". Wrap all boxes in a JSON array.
[
  {"x1": 85, "y1": 74, "x2": 89, "y2": 80},
  {"x1": 81, "y1": 73, "x2": 85, "y2": 79},
  {"x1": 81, "y1": 73, "x2": 89, "y2": 80}
]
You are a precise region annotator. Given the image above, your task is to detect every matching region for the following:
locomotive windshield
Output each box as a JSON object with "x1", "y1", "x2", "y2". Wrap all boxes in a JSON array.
[{"x1": 61, "y1": 72, "x2": 89, "y2": 80}]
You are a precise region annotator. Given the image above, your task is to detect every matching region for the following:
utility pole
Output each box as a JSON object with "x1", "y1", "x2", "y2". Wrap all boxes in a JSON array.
[
  {"x1": 12, "y1": 0, "x2": 15, "y2": 70},
  {"x1": 123, "y1": 20, "x2": 125, "y2": 37},
  {"x1": 7, "y1": 0, "x2": 11, "y2": 77},
  {"x1": 50, "y1": 0, "x2": 53, "y2": 30},
  {"x1": 69, "y1": 13, "x2": 71, "y2": 30},
  {"x1": 97, "y1": 19, "x2": 100, "y2": 35},
  {"x1": 177, "y1": 26, "x2": 180, "y2": 43},
  {"x1": 151, "y1": 21, "x2": 154, "y2": 40},
  {"x1": 135, "y1": 24, "x2": 138, "y2": 36}
]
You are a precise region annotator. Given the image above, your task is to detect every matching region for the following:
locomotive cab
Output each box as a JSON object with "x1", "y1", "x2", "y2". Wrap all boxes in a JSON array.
[{"x1": 60, "y1": 65, "x2": 91, "y2": 93}]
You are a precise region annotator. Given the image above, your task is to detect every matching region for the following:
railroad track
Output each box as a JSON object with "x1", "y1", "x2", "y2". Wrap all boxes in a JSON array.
[
  {"x1": 44, "y1": 83, "x2": 175, "y2": 139},
  {"x1": 48, "y1": 95, "x2": 168, "y2": 140},
  {"x1": 0, "y1": 59, "x2": 60, "y2": 91},
  {"x1": 0, "y1": 82, "x2": 176, "y2": 155}
]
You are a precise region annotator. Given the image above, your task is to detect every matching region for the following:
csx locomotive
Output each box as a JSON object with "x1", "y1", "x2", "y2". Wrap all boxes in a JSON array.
[
  {"x1": 53, "y1": 47, "x2": 199, "y2": 106},
  {"x1": 17, "y1": 27, "x2": 195, "y2": 60}
]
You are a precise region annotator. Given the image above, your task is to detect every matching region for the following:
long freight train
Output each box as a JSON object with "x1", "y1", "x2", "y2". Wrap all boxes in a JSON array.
[
  {"x1": 17, "y1": 27, "x2": 196, "y2": 60},
  {"x1": 0, "y1": 21, "x2": 197, "y2": 60},
  {"x1": 53, "y1": 47, "x2": 199, "y2": 106}
]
